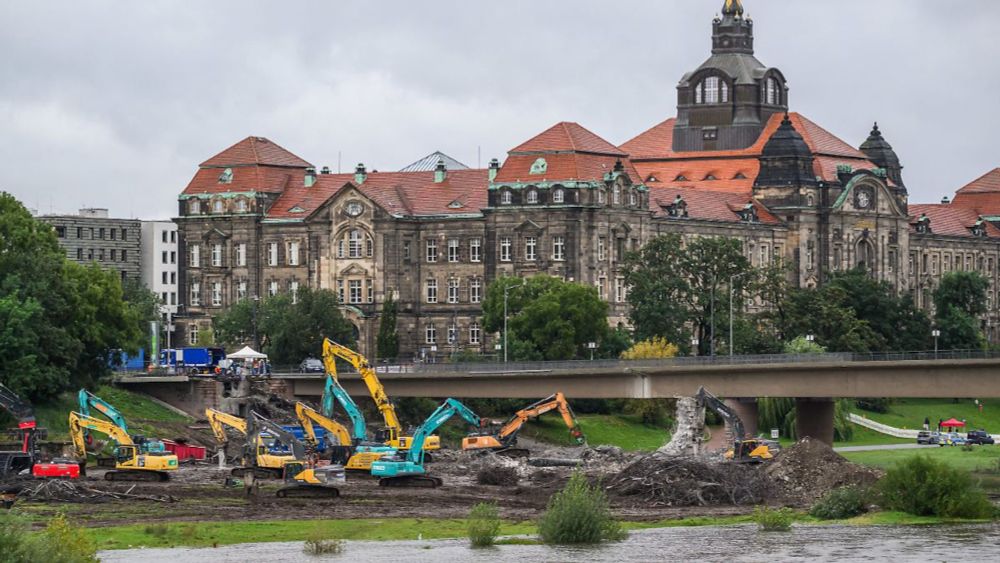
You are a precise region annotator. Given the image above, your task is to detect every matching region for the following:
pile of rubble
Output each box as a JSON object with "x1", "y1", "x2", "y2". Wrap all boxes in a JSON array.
[
  {"x1": 765, "y1": 438, "x2": 882, "y2": 503},
  {"x1": 607, "y1": 453, "x2": 773, "y2": 507},
  {"x1": 16, "y1": 480, "x2": 175, "y2": 503}
]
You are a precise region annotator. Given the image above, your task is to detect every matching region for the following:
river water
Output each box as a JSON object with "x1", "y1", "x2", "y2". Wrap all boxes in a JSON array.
[{"x1": 98, "y1": 523, "x2": 1000, "y2": 562}]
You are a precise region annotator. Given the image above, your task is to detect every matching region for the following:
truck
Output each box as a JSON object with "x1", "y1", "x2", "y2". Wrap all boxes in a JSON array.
[
  {"x1": 108, "y1": 348, "x2": 146, "y2": 372},
  {"x1": 159, "y1": 347, "x2": 226, "y2": 374}
]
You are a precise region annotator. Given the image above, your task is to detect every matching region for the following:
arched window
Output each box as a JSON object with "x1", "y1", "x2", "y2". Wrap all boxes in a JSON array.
[
  {"x1": 189, "y1": 200, "x2": 201, "y2": 214},
  {"x1": 213, "y1": 200, "x2": 224, "y2": 214},
  {"x1": 235, "y1": 199, "x2": 247, "y2": 212},
  {"x1": 526, "y1": 190, "x2": 538, "y2": 204},
  {"x1": 348, "y1": 230, "x2": 362, "y2": 258},
  {"x1": 765, "y1": 77, "x2": 780, "y2": 105},
  {"x1": 612, "y1": 185, "x2": 621, "y2": 205},
  {"x1": 695, "y1": 75, "x2": 728, "y2": 104},
  {"x1": 552, "y1": 189, "x2": 564, "y2": 204},
  {"x1": 629, "y1": 191, "x2": 637, "y2": 206},
  {"x1": 856, "y1": 239, "x2": 875, "y2": 272},
  {"x1": 704, "y1": 76, "x2": 719, "y2": 104},
  {"x1": 500, "y1": 190, "x2": 512, "y2": 205},
  {"x1": 598, "y1": 189, "x2": 606, "y2": 204}
]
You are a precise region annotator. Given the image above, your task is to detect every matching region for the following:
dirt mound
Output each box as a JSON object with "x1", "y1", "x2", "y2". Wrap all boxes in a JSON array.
[
  {"x1": 765, "y1": 438, "x2": 882, "y2": 503},
  {"x1": 477, "y1": 464, "x2": 520, "y2": 486},
  {"x1": 608, "y1": 454, "x2": 772, "y2": 507}
]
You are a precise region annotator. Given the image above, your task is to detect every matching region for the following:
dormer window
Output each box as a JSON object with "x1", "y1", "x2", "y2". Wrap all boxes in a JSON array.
[
  {"x1": 629, "y1": 191, "x2": 637, "y2": 206},
  {"x1": 646, "y1": 175, "x2": 658, "y2": 183},
  {"x1": 612, "y1": 185, "x2": 621, "y2": 205},
  {"x1": 695, "y1": 75, "x2": 729, "y2": 105},
  {"x1": 500, "y1": 190, "x2": 512, "y2": 205},
  {"x1": 212, "y1": 200, "x2": 224, "y2": 214},
  {"x1": 189, "y1": 200, "x2": 201, "y2": 214},
  {"x1": 235, "y1": 199, "x2": 247, "y2": 213},
  {"x1": 552, "y1": 189, "x2": 564, "y2": 204},
  {"x1": 972, "y1": 216, "x2": 988, "y2": 238},
  {"x1": 526, "y1": 190, "x2": 538, "y2": 204},
  {"x1": 598, "y1": 189, "x2": 606, "y2": 204},
  {"x1": 765, "y1": 77, "x2": 780, "y2": 105},
  {"x1": 738, "y1": 201, "x2": 758, "y2": 223},
  {"x1": 665, "y1": 195, "x2": 688, "y2": 218},
  {"x1": 675, "y1": 174, "x2": 688, "y2": 182},
  {"x1": 915, "y1": 213, "x2": 932, "y2": 234},
  {"x1": 530, "y1": 158, "x2": 548, "y2": 175},
  {"x1": 704, "y1": 174, "x2": 717, "y2": 181},
  {"x1": 218, "y1": 168, "x2": 233, "y2": 184},
  {"x1": 734, "y1": 172, "x2": 747, "y2": 180}
]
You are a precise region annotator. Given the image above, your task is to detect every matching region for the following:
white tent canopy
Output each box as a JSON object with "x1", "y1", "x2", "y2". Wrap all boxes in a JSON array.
[{"x1": 226, "y1": 346, "x2": 268, "y2": 360}]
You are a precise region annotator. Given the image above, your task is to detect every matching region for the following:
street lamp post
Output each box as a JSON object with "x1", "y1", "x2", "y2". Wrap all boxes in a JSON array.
[
  {"x1": 932, "y1": 329, "x2": 940, "y2": 358},
  {"x1": 691, "y1": 337, "x2": 699, "y2": 357},
  {"x1": 709, "y1": 277, "x2": 716, "y2": 357},
  {"x1": 252, "y1": 295, "x2": 261, "y2": 350},
  {"x1": 587, "y1": 342, "x2": 597, "y2": 361},
  {"x1": 729, "y1": 272, "x2": 749, "y2": 357}
]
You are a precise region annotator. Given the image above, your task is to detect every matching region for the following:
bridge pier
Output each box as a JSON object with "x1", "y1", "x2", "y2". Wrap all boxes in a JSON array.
[
  {"x1": 794, "y1": 398, "x2": 835, "y2": 445},
  {"x1": 724, "y1": 398, "x2": 758, "y2": 439}
]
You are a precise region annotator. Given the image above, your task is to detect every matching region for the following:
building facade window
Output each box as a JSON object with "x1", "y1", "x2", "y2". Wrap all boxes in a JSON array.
[
  {"x1": 426, "y1": 239, "x2": 438, "y2": 263},
  {"x1": 189, "y1": 244, "x2": 200, "y2": 268},
  {"x1": 612, "y1": 185, "x2": 621, "y2": 205},
  {"x1": 615, "y1": 277, "x2": 626, "y2": 303},
  {"x1": 425, "y1": 325, "x2": 436, "y2": 344},
  {"x1": 268, "y1": 281, "x2": 278, "y2": 297},
  {"x1": 765, "y1": 77, "x2": 779, "y2": 105},
  {"x1": 598, "y1": 237, "x2": 606, "y2": 261},
  {"x1": 403, "y1": 241, "x2": 411, "y2": 261},
  {"x1": 288, "y1": 241, "x2": 300, "y2": 265},
  {"x1": 290, "y1": 280, "x2": 299, "y2": 304},
  {"x1": 366, "y1": 235, "x2": 373, "y2": 258},
  {"x1": 704, "y1": 76, "x2": 719, "y2": 104},
  {"x1": 170, "y1": 251, "x2": 176, "y2": 264},
  {"x1": 190, "y1": 282, "x2": 201, "y2": 306},
  {"x1": 189, "y1": 325, "x2": 199, "y2": 345},
  {"x1": 162, "y1": 272, "x2": 168, "y2": 284},
  {"x1": 236, "y1": 243, "x2": 246, "y2": 267},
  {"x1": 470, "y1": 238, "x2": 481, "y2": 262},
  {"x1": 552, "y1": 236, "x2": 565, "y2": 261},
  {"x1": 500, "y1": 191, "x2": 512, "y2": 205},
  {"x1": 426, "y1": 279, "x2": 438, "y2": 303},
  {"x1": 349, "y1": 280, "x2": 362, "y2": 304},
  {"x1": 597, "y1": 276, "x2": 607, "y2": 301},
  {"x1": 469, "y1": 322, "x2": 481, "y2": 344},
  {"x1": 470, "y1": 278, "x2": 482, "y2": 303},
  {"x1": 161, "y1": 251, "x2": 168, "y2": 264},
  {"x1": 447, "y1": 324, "x2": 457, "y2": 345},
  {"x1": 211, "y1": 282, "x2": 222, "y2": 306},
  {"x1": 337, "y1": 280, "x2": 345, "y2": 302},
  {"x1": 500, "y1": 237, "x2": 512, "y2": 262},
  {"x1": 526, "y1": 190, "x2": 538, "y2": 204},
  {"x1": 448, "y1": 278, "x2": 459, "y2": 303},
  {"x1": 448, "y1": 239, "x2": 459, "y2": 263},
  {"x1": 268, "y1": 243, "x2": 278, "y2": 266},
  {"x1": 525, "y1": 237, "x2": 537, "y2": 261},
  {"x1": 367, "y1": 279, "x2": 374, "y2": 303},
  {"x1": 213, "y1": 200, "x2": 224, "y2": 213},
  {"x1": 348, "y1": 231, "x2": 362, "y2": 258},
  {"x1": 237, "y1": 281, "x2": 247, "y2": 301},
  {"x1": 629, "y1": 192, "x2": 637, "y2": 206},
  {"x1": 552, "y1": 189, "x2": 564, "y2": 204},
  {"x1": 212, "y1": 243, "x2": 223, "y2": 267}
]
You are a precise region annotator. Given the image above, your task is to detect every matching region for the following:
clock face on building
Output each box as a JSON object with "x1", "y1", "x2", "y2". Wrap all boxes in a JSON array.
[
  {"x1": 346, "y1": 202, "x2": 364, "y2": 217},
  {"x1": 856, "y1": 191, "x2": 872, "y2": 209}
]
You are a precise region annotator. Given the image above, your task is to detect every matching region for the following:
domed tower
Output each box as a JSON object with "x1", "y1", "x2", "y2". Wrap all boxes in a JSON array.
[
  {"x1": 860, "y1": 122, "x2": 905, "y2": 192},
  {"x1": 755, "y1": 114, "x2": 817, "y2": 191},
  {"x1": 673, "y1": 0, "x2": 788, "y2": 152}
]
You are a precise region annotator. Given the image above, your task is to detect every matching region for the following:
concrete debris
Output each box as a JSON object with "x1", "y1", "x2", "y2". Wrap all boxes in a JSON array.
[
  {"x1": 476, "y1": 464, "x2": 520, "y2": 486},
  {"x1": 657, "y1": 396, "x2": 705, "y2": 457},
  {"x1": 765, "y1": 438, "x2": 883, "y2": 503}
]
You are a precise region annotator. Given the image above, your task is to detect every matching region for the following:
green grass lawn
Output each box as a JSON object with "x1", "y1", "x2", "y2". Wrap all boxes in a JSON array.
[
  {"x1": 32, "y1": 384, "x2": 190, "y2": 440},
  {"x1": 841, "y1": 444, "x2": 1000, "y2": 472},
  {"x1": 835, "y1": 425, "x2": 912, "y2": 447},
  {"x1": 521, "y1": 414, "x2": 669, "y2": 451},
  {"x1": 854, "y1": 398, "x2": 1000, "y2": 434}
]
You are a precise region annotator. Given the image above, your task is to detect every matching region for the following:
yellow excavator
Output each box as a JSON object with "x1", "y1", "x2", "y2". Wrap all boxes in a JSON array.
[
  {"x1": 294, "y1": 402, "x2": 384, "y2": 470},
  {"x1": 68, "y1": 411, "x2": 179, "y2": 481},
  {"x1": 696, "y1": 387, "x2": 777, "y2": 463},
  {"x1": 205, "y1": 408, "x2": 297, "y2": 479},
  {"x1": 323, "y1": 339, "x2": 440, "y2": 453},
  {"x1": 462, "y1": 392, "x2": 586, "y2": 457}
]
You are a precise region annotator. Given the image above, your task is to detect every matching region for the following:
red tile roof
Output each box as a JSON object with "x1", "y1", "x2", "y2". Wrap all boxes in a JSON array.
[
  {"x1": 200, "y1": 136, "x2": 312, "y2": 168},
  {"x1": 950, "y1": 169, "x2": 1000, "y2": 213},
  {"x1": 182, "y1": 165, "x2": 301, "y2": 196},
  {"x1": 909, "y1": 204, "x2": 1000, "y2": 238},
  {"x1": 265, "y1": 169, "x2": 491, "y2": 220},
  {"x1": 648, "y1": 184, "x2": 781, "y2": 225},
  {"x1": 622, "y1": 113, "x2": 880, "y2": 191},
  {"x1": 511, "y1": 122, "x2": 627, "y2": 156}
]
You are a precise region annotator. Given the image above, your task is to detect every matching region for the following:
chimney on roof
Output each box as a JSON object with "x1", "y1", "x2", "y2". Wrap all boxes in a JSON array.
[
  {"x1": 434, "y1": 158, "x2": 447, "y2": 183},
  {"x1": 941, "y1": 196, "x2": 951, "y2": 204},
  {"x1": 304, "y1": 167, "x2": 317, "y2": 188},
  {"x1": 488, "y1": 158, "x2": 500, "y2": 182},
  {"x1": 355, "y1": 163, "x2": 367, "y2": 185},
  {"x1": 320, "y1": 166, "x2": 331, "y2": 175}
]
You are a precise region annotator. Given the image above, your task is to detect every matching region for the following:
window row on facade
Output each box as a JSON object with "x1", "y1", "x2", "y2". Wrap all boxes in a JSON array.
[
  {"x1": 496, "y1": 184, "x2": 641, "y2": 207},
  {"x1": 75, "y1": 247, "x2": 130, "y2": 262},
  {"x1": 55, "y1": 225, "x2": 131, "y2": 241},
  {"x1": 188, "y1": 241, "x2": 304, "y2": 269},
  {"x1": 187, "y1": 197, "x2": 251, "y2": 215},
  {"x1": 423, "y1": 320, "x2": 482, "y2": 346},
  {"x1": 189, "y1": 278, "x2": 301, "y2": 308}
]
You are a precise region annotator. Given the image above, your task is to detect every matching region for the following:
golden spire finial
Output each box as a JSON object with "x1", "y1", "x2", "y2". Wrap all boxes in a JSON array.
[{"x1": 722, "y1": 0, "x2": 744, "y2": 16}]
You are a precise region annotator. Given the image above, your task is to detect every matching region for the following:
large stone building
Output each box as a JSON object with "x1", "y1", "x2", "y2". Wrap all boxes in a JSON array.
[
  {"x1": 38, "y1": 208, "x2": 142, "y2": 284},
  {"x1": 174, "y1": 0, "x2": 1000, "y2": 356}
]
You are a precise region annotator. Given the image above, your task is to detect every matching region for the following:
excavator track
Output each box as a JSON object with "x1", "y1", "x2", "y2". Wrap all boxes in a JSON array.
[
  {"x1": 275, "y1": 485, "x2": 340, "y2": 498},
  {"x1": 104, "y1": 470, "x2": 169, "y2": 482},
  {"x1": 230, "y1": 467, "x2": 283, "y2": 480},
  {"x1": 378, "y1": 475, "x2": 442, "y2": 488}
]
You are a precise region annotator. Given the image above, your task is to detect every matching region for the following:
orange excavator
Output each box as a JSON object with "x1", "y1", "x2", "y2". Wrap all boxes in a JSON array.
[{"x1": 462, "y1": 393, "x2": 585, "y2": 458}]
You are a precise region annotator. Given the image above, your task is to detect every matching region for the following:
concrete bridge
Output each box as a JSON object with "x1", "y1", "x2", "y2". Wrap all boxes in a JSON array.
[{"x1": 116, "y1": 352, "x2": 1000, "y2": 446}]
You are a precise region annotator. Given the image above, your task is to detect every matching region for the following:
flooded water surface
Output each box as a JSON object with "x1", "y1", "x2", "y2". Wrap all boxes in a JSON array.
[{"x1": 99, "y1": 522, "x2": 1000, "y2": 562}]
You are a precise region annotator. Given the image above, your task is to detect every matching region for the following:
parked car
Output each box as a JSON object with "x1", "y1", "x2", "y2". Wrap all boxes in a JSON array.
[
  {"x1": 928, "y1": 432, "x2": 948, "y2": 445},
  {"x1": 966, "y1": 430, "x2": 995, "y2": 445},
  {"x1": 942, "y1": 432, "x2": 967, "y2": 446},
  {"x1": 298, "y1": 358, "x2": 324, "y2": 373},
  {"x1": 916, "y1": 431, "x2": 933, "y2": 445}
]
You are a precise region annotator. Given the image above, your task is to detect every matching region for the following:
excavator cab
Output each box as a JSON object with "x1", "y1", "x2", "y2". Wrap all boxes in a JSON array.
[{"x1": 724, "y1": 439, "x2": 775, "y2": 463}]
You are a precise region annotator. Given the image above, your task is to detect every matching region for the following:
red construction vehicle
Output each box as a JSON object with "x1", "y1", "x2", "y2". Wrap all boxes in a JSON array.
[{"x1": 1, "y1": 383, "x2": 79, "y2": 479}]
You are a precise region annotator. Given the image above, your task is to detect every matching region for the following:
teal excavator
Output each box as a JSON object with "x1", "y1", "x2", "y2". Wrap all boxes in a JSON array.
[
  {"x1": 370, "y1": 398, "x2": 481, "y2": 488},
  {"x1": 318, "y1": 374, "x2": 397, "y2": 470},
  {"x1": 78, "y1": 389, "x2": 166, "y2": 454}
]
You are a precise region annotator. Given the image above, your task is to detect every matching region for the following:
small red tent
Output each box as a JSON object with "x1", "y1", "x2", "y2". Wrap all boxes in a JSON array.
[{"x1": 940, "y1": 418, "x2": 965, "y2": 428}]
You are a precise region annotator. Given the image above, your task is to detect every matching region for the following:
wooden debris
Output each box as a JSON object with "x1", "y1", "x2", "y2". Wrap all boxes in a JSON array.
[{"x1": 16, "y1": 479, "x2": 175, "y2": 503}]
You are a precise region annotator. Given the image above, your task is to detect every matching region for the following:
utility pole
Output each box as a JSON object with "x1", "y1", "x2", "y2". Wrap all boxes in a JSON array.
[{"x1": 252, "y1": 295, "x2": 261, "y2": 350}]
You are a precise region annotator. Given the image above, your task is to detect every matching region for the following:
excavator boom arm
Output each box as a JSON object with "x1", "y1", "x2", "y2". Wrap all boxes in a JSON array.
[
  {"x1": 408, "y1": 398, "x2": 480, "y2": 464},
  {"x1": 295, "y1": 402, "x2": 351, "y2": 447},
  {"x1": 496, "y1": 393, "x2": 585, "y2": 444},
  {"x1": 205, "y1": 408, "x2": 247, "y2": 445},
  {"x1": 322, "y1": 374, "x2": 367, "y2": 442},
  {"x1": 324, "y1": 339, "x2": 401, "y2": 436},
  {"x1": 696, "y1": 387, "x2": 745, "y2": 439},
  {"x1": 248, "y1": 412, "x2": 306, "y2": 461},
  {"x1": 78, "y1": 389, "x2": 129, "y2": 432},
  {"x1": 68, "y1": 411, "x2": 134, "y2": 457}
]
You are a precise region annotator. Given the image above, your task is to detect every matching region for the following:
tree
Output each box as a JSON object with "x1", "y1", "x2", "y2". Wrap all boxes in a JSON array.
[
  {"x1": 375, "y1": 291, "x2": 399, "y2": 360},
  {"x1": 0, "y1": 193, "x2": 138, "y2": 401},
  {"x1": 621, "y1": 234, "x2": 774, "y2": 355},
  {"x1": 783, "y1": 336, "x2": 826, "y2": 355},
  {"x1": 621, "y1": 337, "x2": 679, "y2": 360},
  {"x1": 824, "y1": 269, "x2": 932, "y2": 351},
  {"x1": 781, "y1": 284, "x2": 883, "y2": 353},
  {"x1": 482, "y1": 276, "x2": 611, "y2": 361},
  {"x1": 214, "y1": 288, "x2": 355, "y2": 364},
  {"x1": 933, "y1": 271, "x2": 988, "y2": 350}
]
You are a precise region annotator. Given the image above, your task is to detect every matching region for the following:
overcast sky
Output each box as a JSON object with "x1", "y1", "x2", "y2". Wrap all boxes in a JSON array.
[{"x1": 2, "y1": 1, "x2": 997, "y2": 219}]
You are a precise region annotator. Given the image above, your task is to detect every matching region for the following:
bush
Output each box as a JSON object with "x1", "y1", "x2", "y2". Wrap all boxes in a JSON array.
[
  {"x1": 303, "y1": 531, "x2": 344, "y2": 556},
  {"x1": 753, "y1": 506, "x2": 793, "y2": 531},
  {"x1": 620, "y1": 337, "x2": 678, "y2": 360},
  {"x1": 467, "y1": 502, "x2": 502, "y2": 548},
  {"x1": 809, "y1": 486, "x2": 869, "y2": 520},
  {"x1": 877, "y1": 455, "x2": 993, "y2": 518},
  {"x1": 538, "y1": 472, "x2": 626, "y2": 544},
  {"x1": 855, "y1": 398, "x2": 892, "y2": 413}
]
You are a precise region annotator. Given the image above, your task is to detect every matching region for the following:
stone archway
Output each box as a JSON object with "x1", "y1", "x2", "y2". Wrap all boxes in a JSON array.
[{"x1": 856, "y1": 239, "x2": 875, "y2": 273}]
